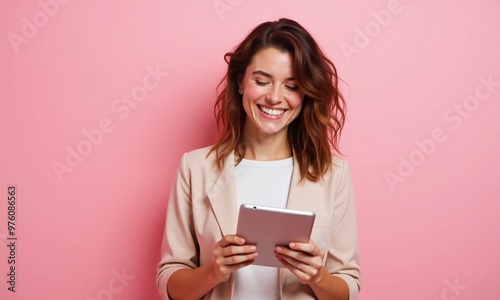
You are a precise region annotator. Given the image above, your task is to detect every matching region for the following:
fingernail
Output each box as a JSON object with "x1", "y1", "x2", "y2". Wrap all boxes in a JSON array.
[
  {"x1": 289, "y1": 243, "x2": 295, "y2": 248},
  {"x1": 250, "y1": 246, "x2": 256, "y2": 251},
  {"x1": 275, "y1": 246, "x2": 282, "y2": 253}
]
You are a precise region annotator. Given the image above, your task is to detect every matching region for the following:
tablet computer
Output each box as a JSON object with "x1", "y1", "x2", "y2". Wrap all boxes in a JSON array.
[{"x1": 236, "y1": 204, "x2": 316, "y2": 268}]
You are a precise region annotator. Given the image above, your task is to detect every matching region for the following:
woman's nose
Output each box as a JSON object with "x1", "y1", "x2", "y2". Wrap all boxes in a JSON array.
[{"x1": 266, "y1": 85, "x2": 282, "y2": 103}]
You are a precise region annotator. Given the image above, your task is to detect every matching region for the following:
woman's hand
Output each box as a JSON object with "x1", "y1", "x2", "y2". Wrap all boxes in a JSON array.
[
  {"x1": 211, "y1": 235, "x2": 258, "y2": 283},
  {"x1": 274, "y1": 240, "x2": 326, "y2": 284}
]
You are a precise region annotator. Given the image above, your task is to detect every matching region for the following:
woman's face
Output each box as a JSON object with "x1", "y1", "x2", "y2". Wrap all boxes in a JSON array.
[{"x1": 239, "y1": 47, "x2": 304, "y2": 138}]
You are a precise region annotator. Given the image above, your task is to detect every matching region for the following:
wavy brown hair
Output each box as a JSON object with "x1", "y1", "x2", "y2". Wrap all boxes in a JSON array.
[{"x1": 208, "y1": 18, "x2": 346, "y2": 182}]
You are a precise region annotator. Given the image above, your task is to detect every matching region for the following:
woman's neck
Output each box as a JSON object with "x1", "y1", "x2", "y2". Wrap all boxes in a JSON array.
[{"x1": 240, "y1": 128, "x2": 292, "y2": 161}]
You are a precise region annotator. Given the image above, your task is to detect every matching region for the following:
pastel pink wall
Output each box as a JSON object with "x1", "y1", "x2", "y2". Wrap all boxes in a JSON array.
[{"x1": 1, "y1": 0, "x2": 499, "y2": 299}]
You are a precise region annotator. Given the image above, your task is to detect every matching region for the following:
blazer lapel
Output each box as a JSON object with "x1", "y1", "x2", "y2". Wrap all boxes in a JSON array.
[
  {"x1": 206, "y1": 151, "x2": 239, "y2": 237},
  {"x1": 280, "y1": 153, "x2": 313, "y2": 293},
  {"x1": 285, "y1": 153, "x2": 311, "y2": 211}
]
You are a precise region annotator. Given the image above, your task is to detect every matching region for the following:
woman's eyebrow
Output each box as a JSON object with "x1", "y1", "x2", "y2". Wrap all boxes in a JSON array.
[{"x1": 252, "y1": 70, "x2": 296, "y2": 81}]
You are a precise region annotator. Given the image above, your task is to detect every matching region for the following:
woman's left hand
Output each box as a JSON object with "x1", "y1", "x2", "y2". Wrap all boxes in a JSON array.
[{"x1": 274, "y1": 240, "x2": 326, "y2": 284}]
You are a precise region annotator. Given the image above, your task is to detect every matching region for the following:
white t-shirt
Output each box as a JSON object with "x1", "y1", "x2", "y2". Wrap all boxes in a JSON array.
[{"x1": 233, "y1": 157, "x2": 293, "y2": 300}]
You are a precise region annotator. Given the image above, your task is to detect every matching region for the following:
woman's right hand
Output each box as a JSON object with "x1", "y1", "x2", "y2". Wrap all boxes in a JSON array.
[{"x1": 211, "y1": 235, "x2": 258, "y2": 283}]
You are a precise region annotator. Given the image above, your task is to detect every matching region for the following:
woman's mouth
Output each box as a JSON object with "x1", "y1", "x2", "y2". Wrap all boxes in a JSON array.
[{"x1": 258, "y1": 105, "x2": 286, "y2": 116}]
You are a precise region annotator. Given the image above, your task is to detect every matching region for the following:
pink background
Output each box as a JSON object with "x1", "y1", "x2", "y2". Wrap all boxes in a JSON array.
[{"x1": 1, "y1": 0, "x2": 499, "y2": 299}]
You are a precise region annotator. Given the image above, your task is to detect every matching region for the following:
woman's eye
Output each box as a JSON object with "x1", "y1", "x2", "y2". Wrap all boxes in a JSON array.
[
  {"x1": 255, "y1": 80, "x2": 269, "y2": 86},
  {"x1": 285, "y1": 85, "x2": 299, "y2": 91}
]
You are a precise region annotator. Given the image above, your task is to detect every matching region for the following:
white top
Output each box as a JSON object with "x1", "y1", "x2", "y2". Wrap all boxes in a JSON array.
[{"x1": 233, "y1": 157, "x2": 293, "y2": 300}]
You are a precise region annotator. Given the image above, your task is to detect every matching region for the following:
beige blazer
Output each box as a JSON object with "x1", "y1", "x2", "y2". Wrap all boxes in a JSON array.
[{"x1": 157, "y1": 146, "x2": 361, "y2": 299}]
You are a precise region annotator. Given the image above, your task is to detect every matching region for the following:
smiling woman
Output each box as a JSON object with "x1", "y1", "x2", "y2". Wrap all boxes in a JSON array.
[{"x1": 156, "y1": 18, "x2": 360, "y2": 300}]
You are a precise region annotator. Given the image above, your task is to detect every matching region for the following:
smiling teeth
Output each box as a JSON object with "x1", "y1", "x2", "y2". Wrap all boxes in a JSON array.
[{"x1": 260, "y1": 106, "x2": 285, "y2": 116}]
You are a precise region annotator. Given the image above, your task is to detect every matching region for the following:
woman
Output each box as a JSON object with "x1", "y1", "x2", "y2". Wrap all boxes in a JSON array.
[{"x1": 157, "y1": 18, "x2": 361, "y2": 299}]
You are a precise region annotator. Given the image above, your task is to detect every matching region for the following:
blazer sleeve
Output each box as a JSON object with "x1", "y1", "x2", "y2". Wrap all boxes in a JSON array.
[
  {"x1": 156, "y1": 153, "x2": 199, "y2": 300},
  {"x1": 328, "y1": 160, "x2": 361, "y2": 299}
]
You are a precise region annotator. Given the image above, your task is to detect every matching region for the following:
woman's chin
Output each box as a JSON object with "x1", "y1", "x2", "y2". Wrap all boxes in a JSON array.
[{"x1": 254, "y1": 124, "x2": 288, "y2": 136}]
